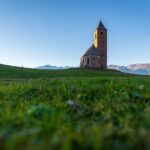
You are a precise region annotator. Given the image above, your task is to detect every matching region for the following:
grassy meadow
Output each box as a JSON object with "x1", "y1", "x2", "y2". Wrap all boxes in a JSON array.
[{"x1": 0, "y1": 64, "x2": 150, "y2": 150}]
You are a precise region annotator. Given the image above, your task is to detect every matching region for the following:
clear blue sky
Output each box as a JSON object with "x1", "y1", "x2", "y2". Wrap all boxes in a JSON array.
[{"x1": 0, "y1": 0, "x2": 150, "y2": 68}]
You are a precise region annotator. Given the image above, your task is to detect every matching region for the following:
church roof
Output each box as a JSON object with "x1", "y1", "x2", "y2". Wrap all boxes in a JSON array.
[
  {"x1": 97, "y1": 21, "x2": 106, "y2": 30},
  {"x1": 82, "y1": 44, "x2": 100, "y2": 57}
]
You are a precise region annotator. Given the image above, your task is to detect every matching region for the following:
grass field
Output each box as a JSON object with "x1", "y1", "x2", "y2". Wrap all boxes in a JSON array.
[
  {"x1": 0, "y1": 64, "x2": 150, "y2": 150},
  {"x1": 0, "y1": 64, "x2": 132, "y2": 79}
]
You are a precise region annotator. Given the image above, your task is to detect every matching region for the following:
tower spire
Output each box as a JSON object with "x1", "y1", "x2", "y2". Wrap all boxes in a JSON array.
[{"x1": 97, "y1": 20, "x2": 106, "y2": 30}]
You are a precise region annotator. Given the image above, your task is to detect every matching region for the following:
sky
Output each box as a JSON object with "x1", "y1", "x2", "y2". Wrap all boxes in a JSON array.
[{"x1": 0, "y1": 0, "x2": 150, "y2": 68}]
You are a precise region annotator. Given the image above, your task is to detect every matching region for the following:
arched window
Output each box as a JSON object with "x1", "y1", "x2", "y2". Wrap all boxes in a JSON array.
[
  {"x1": 101, "y1": 32, "x2": 103, "y2": 35},
  {"x1": 87, "y1": 58, "x2": 89, "y2": 65}
]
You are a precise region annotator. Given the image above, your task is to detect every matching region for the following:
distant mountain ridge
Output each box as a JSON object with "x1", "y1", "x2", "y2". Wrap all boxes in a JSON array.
[
  {"x1": 108, "y1": 64, "x2": 150, "y2": 75},
  {"x1": 37, "y1": 64, "x2": 150, "y2": 75},
  {"x1": 37, "y1": 65, "x2": 71, "y2": 70}
]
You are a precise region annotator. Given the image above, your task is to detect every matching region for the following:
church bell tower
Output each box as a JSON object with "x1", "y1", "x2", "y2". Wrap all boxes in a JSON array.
[{"x1": 94, "y1": 21, "x2": 107, "y2": 69}]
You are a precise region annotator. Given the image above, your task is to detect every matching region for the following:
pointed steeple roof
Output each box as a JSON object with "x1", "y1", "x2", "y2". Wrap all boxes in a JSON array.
[{"x1": 97, "y1": 20, "x2": 106, "y2": 30}]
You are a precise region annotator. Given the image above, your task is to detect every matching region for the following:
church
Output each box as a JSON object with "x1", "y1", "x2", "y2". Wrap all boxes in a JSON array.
[{"x1": 80, "y1": 21, "x2": 107, "y2": 69}]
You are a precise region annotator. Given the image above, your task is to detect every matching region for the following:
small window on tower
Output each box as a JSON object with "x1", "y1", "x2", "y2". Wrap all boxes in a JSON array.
[{"x1": 101, "y1": 32, "x2": 103, "y2": 35}]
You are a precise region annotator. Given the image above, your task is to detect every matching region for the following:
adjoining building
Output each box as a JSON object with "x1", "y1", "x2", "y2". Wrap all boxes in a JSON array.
[{"x1": 80, "y1": 21, "x2": 107, "y2": 69}]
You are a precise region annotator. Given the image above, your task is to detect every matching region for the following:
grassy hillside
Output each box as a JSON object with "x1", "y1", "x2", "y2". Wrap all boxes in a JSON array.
[
  {"x1": 0, "y1": 64, "x2": 150, "y2": 150},
  {"x1": 0, "y1": 64, "x2": 132, "y2": 79}
]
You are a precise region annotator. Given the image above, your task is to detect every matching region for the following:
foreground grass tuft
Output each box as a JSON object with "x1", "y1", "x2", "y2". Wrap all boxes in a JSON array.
[{"x1": 0, "y1": 75, "x2": 150, "y2": 150}]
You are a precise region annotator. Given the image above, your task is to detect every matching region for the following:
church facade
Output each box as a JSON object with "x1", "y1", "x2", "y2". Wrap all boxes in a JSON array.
[{"x1": 80, "y1": 21, "x2": 107, "y2": 69}]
